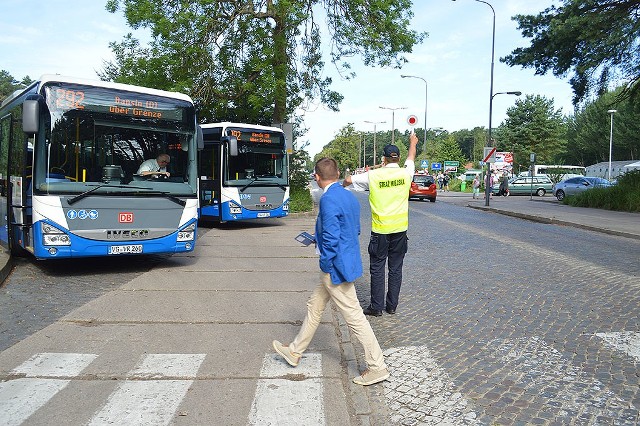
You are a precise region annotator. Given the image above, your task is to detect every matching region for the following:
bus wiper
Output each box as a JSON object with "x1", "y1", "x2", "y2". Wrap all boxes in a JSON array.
[
  {"x1": 67, "y1": 184, "x2": 135, "y2": 205},
  {"x1": 266, "y1": 182, "x2": 287, "y2": 191},
  {"x1": 240, "y1": 177, "x2": 259, "y2": 193},
  {"x1": 67, "y1": 185, "x2": 186, "y2": 206},
  {"x1": 137, "y1": 191, "x2": 186, "y2": 207}
]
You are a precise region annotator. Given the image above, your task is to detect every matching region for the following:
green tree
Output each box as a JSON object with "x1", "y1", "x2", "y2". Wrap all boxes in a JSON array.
[
  {"x1": 434, "y1": 134, "x2": 466, "y2": 170},
  {"x1": 496, "y1": 95, "x2": 568, "y2": 170},
  {"x1": 451, "y1": 127, "x2": 486, "y2": 166},
  {"x1": 566, "y1": 87, "x2": 640, "y2": 165},
  {"x1": 0, "y1": 71, "x2": 33, "y2": 100},
  {"x1": 103, "y1": 0, "x2": 424, "y2": 126},
  {"x1": 314, "y1": 124, "x2": 361, "y2": 172},
  {"x1": 502, "y1": 1, "x2": 640, "y2": 104}
]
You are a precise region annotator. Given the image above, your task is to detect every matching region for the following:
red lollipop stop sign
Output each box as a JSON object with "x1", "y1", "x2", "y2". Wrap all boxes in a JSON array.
[{"x1": 407, "y1": 115, "x2": 418, "y2": 126}]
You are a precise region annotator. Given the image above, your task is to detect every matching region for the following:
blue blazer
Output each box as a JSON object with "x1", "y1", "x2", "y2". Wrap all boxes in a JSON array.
[{"x1": 315, "y1": 183, "x2": 363, "y2": 284}]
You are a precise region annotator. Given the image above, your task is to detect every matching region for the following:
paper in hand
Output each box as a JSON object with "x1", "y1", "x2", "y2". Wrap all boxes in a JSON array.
[{"x1": 295, "y1": 232, "x2": 316, "y2": 246}]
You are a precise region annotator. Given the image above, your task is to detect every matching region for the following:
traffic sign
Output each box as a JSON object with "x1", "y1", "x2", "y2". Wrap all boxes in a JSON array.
[
  {"x1": 420, "y1": 160, "x2": 429, "y2": 168},
  {"x1": 431, "y1": 162, "x2": 442, "y2": 170},
  {"x1": 483, "y1": 147, "x2": 497, "y2": 163},
  {"x1": 407, "y1": 115, "x2": 418, "y2": 126}
]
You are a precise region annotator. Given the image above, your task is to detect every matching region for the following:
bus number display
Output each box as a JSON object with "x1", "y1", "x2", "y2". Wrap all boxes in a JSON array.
[{"x1": 55, "y1": 89, "x2": 85, "y2": 110}]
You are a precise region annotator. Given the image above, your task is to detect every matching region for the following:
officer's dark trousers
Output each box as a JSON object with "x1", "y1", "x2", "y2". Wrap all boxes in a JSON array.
[{"x1": 368, "y1": 231, "x2": 408, "y2": 312}]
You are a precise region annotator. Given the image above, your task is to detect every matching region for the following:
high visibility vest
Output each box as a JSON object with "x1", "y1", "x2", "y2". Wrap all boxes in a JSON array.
[{"x1": 368, "y1": 166, "x2": 411, "y2": 234}]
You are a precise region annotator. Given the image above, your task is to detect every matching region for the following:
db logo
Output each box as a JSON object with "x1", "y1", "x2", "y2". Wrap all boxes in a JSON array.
[
  {"x1": 260, "y1": 196, "x2": 267, "y2": 203},
  {"x1": 119, "y1": 212, "x2": 134, "y2": 223}
]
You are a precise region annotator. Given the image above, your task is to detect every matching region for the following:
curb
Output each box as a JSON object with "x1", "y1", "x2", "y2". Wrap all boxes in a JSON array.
[{"x1": 468, "y1": 205, "x2": 640, "y2": 241}]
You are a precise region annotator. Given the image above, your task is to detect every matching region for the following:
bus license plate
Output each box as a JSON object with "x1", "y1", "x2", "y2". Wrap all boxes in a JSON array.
[
  {"x1": 108, "y1": 244, "x2": 143, "y2": 255},
  {"x1": 257, "y1": 212, "x2": 270, "y2": 218}
]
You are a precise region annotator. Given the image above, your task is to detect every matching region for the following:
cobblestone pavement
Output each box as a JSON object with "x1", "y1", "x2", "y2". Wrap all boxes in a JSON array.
[{"x1": 350, "y1": 192, "x2": 640, "y2": 425}]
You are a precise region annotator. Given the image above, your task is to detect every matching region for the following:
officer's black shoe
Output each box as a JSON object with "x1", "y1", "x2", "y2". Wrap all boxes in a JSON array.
[
  {"x1": 385, "y1": 307, "x2": 396, "y2": 314},
  {"x1": 363, "y1": 307, "x2": 383, "y2": 317}
]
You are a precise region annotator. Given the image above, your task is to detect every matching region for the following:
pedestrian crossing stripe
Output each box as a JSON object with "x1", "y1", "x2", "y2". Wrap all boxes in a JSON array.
[
  {"x1": 0, "y1": 353, "x2": 205, "y2": 426},
  {"x1": 88, "y1": 353, "x2": 205, "y2": 426},
  {"x1": 595, "y1": 332, "x2": 640, "y2": 361},
  {"x1": 248, "y1": 353, "x2": 324, "y2": 425},
  {"x1": 1, "y1": 353, "x2": 97, "y2": 426}
]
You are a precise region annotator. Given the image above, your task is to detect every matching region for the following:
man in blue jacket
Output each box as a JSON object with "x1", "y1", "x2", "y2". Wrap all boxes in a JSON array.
[{"x1": 273, "y1": 157, "x2": 389, "y2": 386}]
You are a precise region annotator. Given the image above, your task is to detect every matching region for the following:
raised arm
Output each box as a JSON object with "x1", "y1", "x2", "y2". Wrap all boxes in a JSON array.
[{"x1": 407, "y1": 132, "x2": 418, "y2": 162}]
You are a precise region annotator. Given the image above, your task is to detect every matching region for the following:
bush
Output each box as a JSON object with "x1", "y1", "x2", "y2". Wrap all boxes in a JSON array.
[
  {"x1": 289, "y1": 185, "x2": 313, "y2": 213},
  {"x1": 564, "y1": 170, "x2": 640, "y2": 212}
]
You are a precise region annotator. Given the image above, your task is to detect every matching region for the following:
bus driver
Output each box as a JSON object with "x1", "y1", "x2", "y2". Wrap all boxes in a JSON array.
[{"x1": 137, "y1": 154, "x2": 171, "y2": 177}]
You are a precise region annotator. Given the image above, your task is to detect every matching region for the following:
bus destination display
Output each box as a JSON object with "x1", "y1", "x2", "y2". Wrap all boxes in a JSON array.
[
  {"x1": 45, "y1": 84, "x2": 184, "y2": 121},
  {"x1": 229, "y1": 129, "x2": 282, "y2": 145}
]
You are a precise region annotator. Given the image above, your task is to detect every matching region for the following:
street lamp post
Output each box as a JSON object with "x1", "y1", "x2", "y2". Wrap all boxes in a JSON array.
[
  {"x1": 400, "y1": 75, "x2": 428, "y2": 152},
  {"x1": 365, "y1": 120, "x2": 386, "y2": 166},
  {"x1": 607, "y1": 109, "x2": 617, "y2": 181},
  {"x1": 379, "y1": 106, "x2": 407, "y2": 146},
  {"x1": 484, "y1": 91, "x2": 522, "y2": 204},
  {"x1": 453, "y1": 0, "x2": 496, "y2": 206}
]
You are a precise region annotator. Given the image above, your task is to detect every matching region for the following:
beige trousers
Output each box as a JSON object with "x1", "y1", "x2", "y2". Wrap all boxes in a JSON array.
[{"x1": 290, "y1": 272, "x2": 387, "y2": 371}]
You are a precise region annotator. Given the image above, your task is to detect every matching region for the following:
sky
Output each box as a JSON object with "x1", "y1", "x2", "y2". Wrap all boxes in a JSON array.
[{"x1": 0, "y1": 0, "x2": 573, "y2": 157}]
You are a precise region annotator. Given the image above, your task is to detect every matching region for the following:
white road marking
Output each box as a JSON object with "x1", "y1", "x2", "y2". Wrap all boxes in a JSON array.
[
  {"x1": 12, "y1": 352, "x2": 98, "y2": 377},
  {"x1": 0, "y1": 379, "x2": 69, "y2": 426},
  {"x1": 0, "y1": 353, "x2": 97, "y2": 426},
  {"x1": 248, "y1": 353, "x2": 324, "y2": 425},
  {"x1": 129, "y1": 353, "x2": 207, "y2": 378},
  {"x1": 596, "y1": 331, "x2": 640, "y2": 361},
  {"x1": 88, "y1": 380, "x2": 193, "y2": 426},
  {"x1": 494, "y1": 336, "x2": 632, "y2": 418},
  {"x1": 383, "y1": 346, "x2": 478, "y2": 425},
  {"x1": 88, "y1": 353, "x2": 205, "y2": 426}
]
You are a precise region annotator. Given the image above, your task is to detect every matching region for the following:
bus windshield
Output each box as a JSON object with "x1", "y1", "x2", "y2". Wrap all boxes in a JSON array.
[
  {"x1": 223, "y1": 129, "x2": 288, "y2": 187},
  {"x1": 35, "y1": 82, "x2": 197, "y2": 196}
]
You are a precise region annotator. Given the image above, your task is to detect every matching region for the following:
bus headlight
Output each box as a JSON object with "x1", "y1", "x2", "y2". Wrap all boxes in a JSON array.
[
  {"x1": 283, "y1": 202, "x2": 289, "y2": 211},
  {"x1": 177, "y1": 223, "x2": 196, "y2": 241},
  {"x1": 41, "y1": 223, "x2": 71, "y2": 246}
]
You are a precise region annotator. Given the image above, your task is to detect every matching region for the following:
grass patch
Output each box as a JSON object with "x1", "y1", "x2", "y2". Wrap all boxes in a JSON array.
[{"x1": 564, "y1": 170, "x2": 640, "y2": 212}]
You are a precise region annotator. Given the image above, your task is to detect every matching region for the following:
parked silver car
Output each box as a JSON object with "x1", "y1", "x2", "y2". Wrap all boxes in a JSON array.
[{"x1": 553, "y1": 176, "x2": 612, "y2": 201}]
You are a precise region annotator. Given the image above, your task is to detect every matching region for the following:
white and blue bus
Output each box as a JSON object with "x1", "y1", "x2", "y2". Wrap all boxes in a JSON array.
[
  {"x1": 0, "y1": 75, "x2": 202, "y2": 259},
  {"x1": 198, "y1": 122, "x2": 289, "y2": 222}
]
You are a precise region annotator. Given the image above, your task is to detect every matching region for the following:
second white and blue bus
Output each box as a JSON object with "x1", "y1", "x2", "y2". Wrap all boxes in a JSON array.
[{"x1": 198, "y1": 122, "x2": 289, "y2": 222}]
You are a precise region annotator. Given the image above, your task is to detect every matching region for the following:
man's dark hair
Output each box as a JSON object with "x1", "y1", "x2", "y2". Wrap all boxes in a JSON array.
[{"x1": 315, "y1": 157, "x2": 339, "y2": 180}]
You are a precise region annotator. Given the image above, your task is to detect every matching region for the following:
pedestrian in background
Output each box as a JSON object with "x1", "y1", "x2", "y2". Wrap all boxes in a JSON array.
[
  {"x1": 443, "y1": 173, "x2": 450, "y2": 192},
  {"x1": 343, "y1": 133, "x2": 418, "y2": 316},
  {"x1": 273, "y1": 157, "x2": 389, "y2": 386},
  {"x1": 472, "y1": 174, "x2": 481, "y2": 199}
]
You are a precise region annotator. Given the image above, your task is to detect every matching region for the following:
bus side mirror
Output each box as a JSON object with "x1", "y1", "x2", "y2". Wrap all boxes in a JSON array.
[
  {"x1": 196, "y1": 125, "x2": 204, "y2": 151},
  {"x1": 23, "y1": 98, "x2": 40, "y2": 134},
  {"x1": 223, "y1": 136, "x2": 238, "y2": 156}
]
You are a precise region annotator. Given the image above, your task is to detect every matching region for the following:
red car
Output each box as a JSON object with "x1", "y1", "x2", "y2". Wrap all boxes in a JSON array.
[{"x1": 409, "y1": 173, "x2": 437, "y2": 202}]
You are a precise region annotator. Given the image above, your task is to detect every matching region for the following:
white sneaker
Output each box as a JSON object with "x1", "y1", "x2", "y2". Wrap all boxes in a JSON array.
[
  {"x1": 272, "y1": 340, "x2": 301, "y2": 367},
  {"x1": 352, "y1": 368, "x2": 390, "y2": 386}
]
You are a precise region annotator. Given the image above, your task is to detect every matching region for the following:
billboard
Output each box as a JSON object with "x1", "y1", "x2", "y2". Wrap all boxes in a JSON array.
[{"x1": 490, "y1": 152, "x2": 513, "y2": 174}]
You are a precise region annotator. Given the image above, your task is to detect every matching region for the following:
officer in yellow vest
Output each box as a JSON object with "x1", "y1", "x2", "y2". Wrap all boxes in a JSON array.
[{"x1": 343, "y1": 133, "x2": 418, "y2": 316}]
